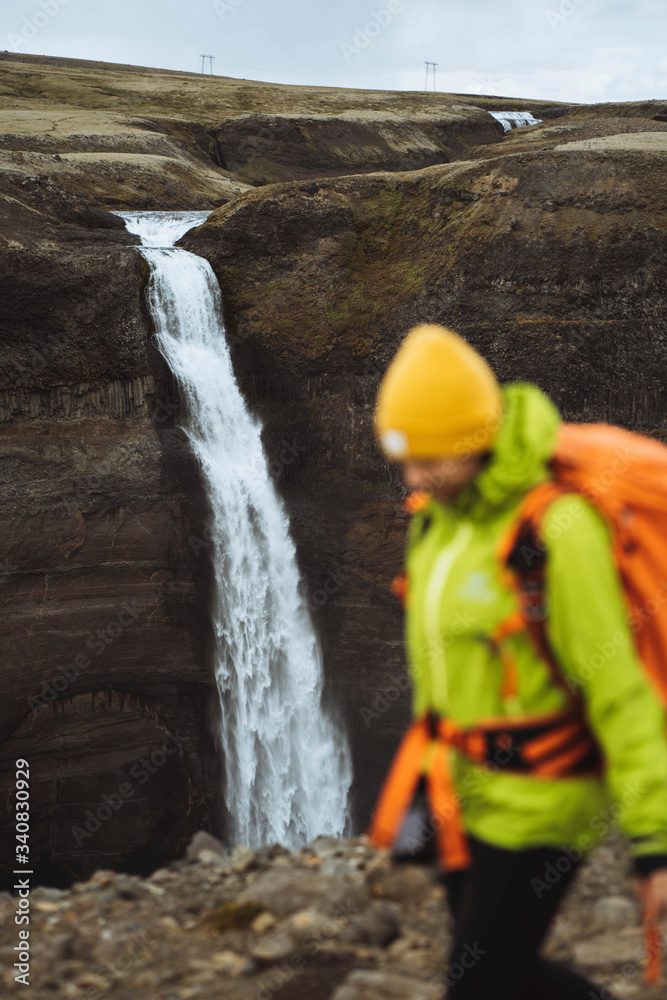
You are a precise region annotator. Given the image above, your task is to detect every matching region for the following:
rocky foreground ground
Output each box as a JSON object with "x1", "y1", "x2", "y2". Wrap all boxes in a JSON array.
[{"x1": 1, "y1": 831, "x2": 664, "y2": 999}]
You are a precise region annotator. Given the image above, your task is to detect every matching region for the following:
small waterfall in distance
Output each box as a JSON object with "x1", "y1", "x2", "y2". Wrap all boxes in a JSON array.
[
  {"x1": 489, "y1": 110, "x2": 543, "y2": 132},
  {"x1": 118, "y1": 210, "x2": 353, "y2": 848}
]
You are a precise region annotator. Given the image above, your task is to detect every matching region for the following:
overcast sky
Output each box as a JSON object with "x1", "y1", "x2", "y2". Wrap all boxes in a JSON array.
[{"x1": 3, "y1": 0, "x2": 666, "y2": 104}]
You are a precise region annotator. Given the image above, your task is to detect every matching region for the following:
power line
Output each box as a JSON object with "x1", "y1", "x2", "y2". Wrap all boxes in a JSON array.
[
  {"x1": 200, "y1": 61, "x2": 418, "y2": 78},
  {"x1": 189, "y1": 59, "x2": 650, "y2": 101},
  {"x1": 200, "y1": 54, "x2": 215, "y2": 75}
]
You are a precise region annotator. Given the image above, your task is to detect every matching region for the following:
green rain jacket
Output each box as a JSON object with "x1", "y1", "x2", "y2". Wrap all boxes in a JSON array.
[{"x1": 404, "y1": 381, "x2": 667, "y2": 871}]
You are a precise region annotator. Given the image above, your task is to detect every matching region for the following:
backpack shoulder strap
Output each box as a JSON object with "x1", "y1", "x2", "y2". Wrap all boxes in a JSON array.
[{"x1": 495, "y1": 480, "x2": 584, "y2": 709}]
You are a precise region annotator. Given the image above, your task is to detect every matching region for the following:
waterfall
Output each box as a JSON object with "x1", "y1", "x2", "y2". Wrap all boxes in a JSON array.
[
  {"x1": 489, "y1": 110, "x2": 543, "y2": 133},
  {"x1": 118, "y1": 210, "x2": 352, "y2": 848}
]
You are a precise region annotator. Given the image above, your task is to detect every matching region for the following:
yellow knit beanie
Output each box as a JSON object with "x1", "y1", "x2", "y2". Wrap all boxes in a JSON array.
[{"x1": 374, "y1": 324, "x2": 503, "y2": 459}]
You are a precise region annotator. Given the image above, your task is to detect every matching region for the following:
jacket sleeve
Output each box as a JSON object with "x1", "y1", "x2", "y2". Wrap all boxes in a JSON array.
[{"x1": 542, "y1": 493, "x2": 667, "y2": 875}]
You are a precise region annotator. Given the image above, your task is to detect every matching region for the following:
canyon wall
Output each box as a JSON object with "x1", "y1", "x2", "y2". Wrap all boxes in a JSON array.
[
  {"x1": 181, "y1": 131, "x2": 667, "y2": 821},
  {"x1": 0, "y1": 187, "x2": 226, "y2": 888},
  {"x1": 1, "y1": 50, "x2": 666, "y2": 882}
]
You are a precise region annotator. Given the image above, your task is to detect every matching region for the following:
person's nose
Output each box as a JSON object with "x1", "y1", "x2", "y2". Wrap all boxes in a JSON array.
[{"x1": 402, "y1": 462, "x2": 428, "y2": 489}]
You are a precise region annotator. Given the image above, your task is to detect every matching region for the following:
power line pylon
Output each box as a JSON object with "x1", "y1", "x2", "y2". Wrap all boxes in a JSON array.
[
  {"x1": 424, "y1": 61, "x2": 437, "y2": 92},
  {"x1": 200, "y1": 54, "x2": 215, "y2": 75}
]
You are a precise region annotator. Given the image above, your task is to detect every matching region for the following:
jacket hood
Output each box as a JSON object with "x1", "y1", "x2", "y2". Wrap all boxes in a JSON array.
[{"x1": 447, "y1": 381, "x2": 562, "y2": 519}]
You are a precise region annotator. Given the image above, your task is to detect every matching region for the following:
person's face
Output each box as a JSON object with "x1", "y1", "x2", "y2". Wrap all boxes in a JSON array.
[{"x1": 400, "y1": 451, "x2": 488, "y2": 504}]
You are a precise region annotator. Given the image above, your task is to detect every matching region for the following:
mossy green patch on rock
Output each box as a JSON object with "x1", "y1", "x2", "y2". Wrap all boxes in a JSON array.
[
  {"x1": 135, "y1": 253, "x2": 150, "y2": 290},
  {"x1": 203, "y1": 900, "x2": 264, "y2": 932}
]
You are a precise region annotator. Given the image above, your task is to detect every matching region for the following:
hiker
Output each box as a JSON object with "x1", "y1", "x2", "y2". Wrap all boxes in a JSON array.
[{"x1": 368, "y1": 323, "x2": 667, "y2": 998}]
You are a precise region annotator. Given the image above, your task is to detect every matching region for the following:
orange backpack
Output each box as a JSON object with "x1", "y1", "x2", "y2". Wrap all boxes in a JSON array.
[
  {"x1": 497, "y1": 421, "x2": 667, "y2": 987},
  {"x1": 496, "y1": 421, "x2": 667, "y2": 710}
]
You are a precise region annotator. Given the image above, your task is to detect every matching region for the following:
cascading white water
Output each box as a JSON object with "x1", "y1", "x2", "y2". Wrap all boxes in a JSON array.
[
  {"x1": 489, "y1": 110, "x2": 543, "y2": 132},
  {"x1": 118, "y1": 210, "x2": 352, "y2": 847}
]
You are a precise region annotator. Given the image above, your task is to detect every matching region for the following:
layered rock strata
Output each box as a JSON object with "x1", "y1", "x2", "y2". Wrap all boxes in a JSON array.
[{"x1": 0, "y1": 187, "x2": 222, "y2": 888}]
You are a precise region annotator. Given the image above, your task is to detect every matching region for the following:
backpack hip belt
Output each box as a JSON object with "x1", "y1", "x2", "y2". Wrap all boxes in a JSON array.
[{"x1": 367, "y1": 706, "x2": 604, "y2": 872}]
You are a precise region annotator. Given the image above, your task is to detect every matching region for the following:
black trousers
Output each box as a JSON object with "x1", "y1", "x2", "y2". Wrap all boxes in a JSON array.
[{"x1": 440, "y1": 834, "x2": 616, "y2": 999}]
